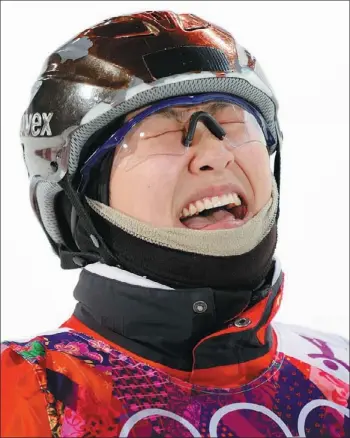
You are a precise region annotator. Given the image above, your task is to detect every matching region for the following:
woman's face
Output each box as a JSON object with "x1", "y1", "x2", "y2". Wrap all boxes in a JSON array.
[{"x1": 109, "y1": 102, "x2": 272, "y2": 230}]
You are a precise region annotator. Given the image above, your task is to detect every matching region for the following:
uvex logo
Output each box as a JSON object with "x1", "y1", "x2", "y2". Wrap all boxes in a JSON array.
[{"x1": 21, "y1": 112, "x2": 53, "y2": 137}]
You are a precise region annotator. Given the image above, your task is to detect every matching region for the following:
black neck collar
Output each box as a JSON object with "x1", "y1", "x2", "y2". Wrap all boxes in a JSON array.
[{"x1": 72, "y1": 260, "x2": 282, "y2": 371}]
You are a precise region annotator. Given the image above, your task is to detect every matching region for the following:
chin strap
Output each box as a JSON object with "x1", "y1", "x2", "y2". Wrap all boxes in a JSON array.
[
  {"x1": 273, "y1": 119, "x2": 283, "y2": 222},
  {"x1": 274, "y1": 145, "x2": 281, "y2": 221},
  {"x1": 58, "y1": 175, "x2": 118, "y2": 269}
]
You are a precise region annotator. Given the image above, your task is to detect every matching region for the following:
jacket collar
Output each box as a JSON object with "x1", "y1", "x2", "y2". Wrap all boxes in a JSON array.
[{"x1": 71, "y1": 259, "x2": 284, "y2": 387}]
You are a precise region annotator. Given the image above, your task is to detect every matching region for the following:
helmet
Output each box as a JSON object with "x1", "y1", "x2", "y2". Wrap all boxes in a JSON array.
[{"x1": 20, "y1": 10, "x2": 282, "y2": 267}]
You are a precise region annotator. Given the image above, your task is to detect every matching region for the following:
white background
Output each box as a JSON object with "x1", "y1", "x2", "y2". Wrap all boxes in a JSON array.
[{"x1": 1, "y1": 1, "x2": 349, "y2": 340}]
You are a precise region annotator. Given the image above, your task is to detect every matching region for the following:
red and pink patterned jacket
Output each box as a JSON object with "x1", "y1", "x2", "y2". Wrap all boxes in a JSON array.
[{"x1": 1, "y1": 262, "x2": 349, "y2": 437}]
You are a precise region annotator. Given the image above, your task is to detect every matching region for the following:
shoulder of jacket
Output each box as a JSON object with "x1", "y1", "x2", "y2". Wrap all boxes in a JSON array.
[
  {"x1": 1, "y1": 327, "x2": 76, "y2": 365},
  {"x1": 273, "y1": 321, "x2": 349, "y2": 384},
  {"x1": 273, "y1": 321, "x2": 349, "y2": 350},
  {"x1": 1, "y1": 340, "x2": 53, "y2": 437}
]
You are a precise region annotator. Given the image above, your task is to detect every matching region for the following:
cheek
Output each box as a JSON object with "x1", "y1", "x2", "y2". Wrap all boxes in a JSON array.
[
  {"x1": 109, "y1": 157, "x2": 181, "y2": 224},
  {"x1": 235, "y1": 144, "x2": 272, "y2": 209}
]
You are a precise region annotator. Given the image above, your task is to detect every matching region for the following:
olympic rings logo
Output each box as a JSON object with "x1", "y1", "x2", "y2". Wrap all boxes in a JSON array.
[{"x1": 119, "y1": 399, "x2": 349, "y2": 437}]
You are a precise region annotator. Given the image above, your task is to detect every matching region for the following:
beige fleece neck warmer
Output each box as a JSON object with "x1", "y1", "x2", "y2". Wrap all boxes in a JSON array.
[{"x1": 87, "y1": 177, "x2": 278, "y2": 257}]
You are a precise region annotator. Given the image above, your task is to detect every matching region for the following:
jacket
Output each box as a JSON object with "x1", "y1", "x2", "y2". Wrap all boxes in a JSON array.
[{"x1": 1, "y1": 260, "x2": 349, "y2": 437}]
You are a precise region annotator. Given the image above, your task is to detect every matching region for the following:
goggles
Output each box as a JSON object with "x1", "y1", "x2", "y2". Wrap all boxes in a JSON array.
[{"x1": 80, "y1": 93, "x2": 275, "y2": 189}]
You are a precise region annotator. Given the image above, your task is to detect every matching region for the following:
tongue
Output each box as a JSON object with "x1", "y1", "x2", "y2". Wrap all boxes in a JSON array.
[{"x1": 183, "y1": 209, "x2": 234, "y2": 230}]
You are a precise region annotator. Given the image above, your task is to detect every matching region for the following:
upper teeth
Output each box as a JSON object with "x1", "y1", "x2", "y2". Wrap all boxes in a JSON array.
[{"x1": 181, "y1": 193, "x2": 241, "y2": 219}]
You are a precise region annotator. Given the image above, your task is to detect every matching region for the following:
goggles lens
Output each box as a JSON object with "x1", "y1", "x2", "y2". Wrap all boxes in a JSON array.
[
  {"x1": 79, "y1": 93, "x2": 274, "y2": 189},
  {"x1": 113, "y1": 101, "x2": 266, "y2": 171}
]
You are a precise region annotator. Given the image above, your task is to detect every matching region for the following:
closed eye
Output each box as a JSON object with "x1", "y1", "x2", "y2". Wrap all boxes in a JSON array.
[{"x1": 142, "y1": 130, "x2": 183, "y2": 140}]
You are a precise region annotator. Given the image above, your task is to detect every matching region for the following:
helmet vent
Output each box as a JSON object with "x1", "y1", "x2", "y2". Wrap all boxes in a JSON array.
[
  {"x1": 93, "y1": 20, "x2": 150, "y2": 38},
  {"x1": 144, "y1": 46, "x2": 230, "y2": 79}
]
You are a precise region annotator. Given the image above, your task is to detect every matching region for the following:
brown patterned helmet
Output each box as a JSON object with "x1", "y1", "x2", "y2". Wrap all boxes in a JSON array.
[{"x1": 20, "y1": 10, "x2": 282, "y2": 265}]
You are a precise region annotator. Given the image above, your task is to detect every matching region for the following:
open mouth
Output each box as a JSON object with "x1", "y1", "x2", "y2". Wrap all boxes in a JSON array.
[{"x1": 179, "y1": 192, "x2": 249, "y2": 230}]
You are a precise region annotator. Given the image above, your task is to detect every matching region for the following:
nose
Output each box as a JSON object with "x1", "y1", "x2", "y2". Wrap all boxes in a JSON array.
[{"x1": 188, "y1": 130, "x2": 235, "y2": 174}]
